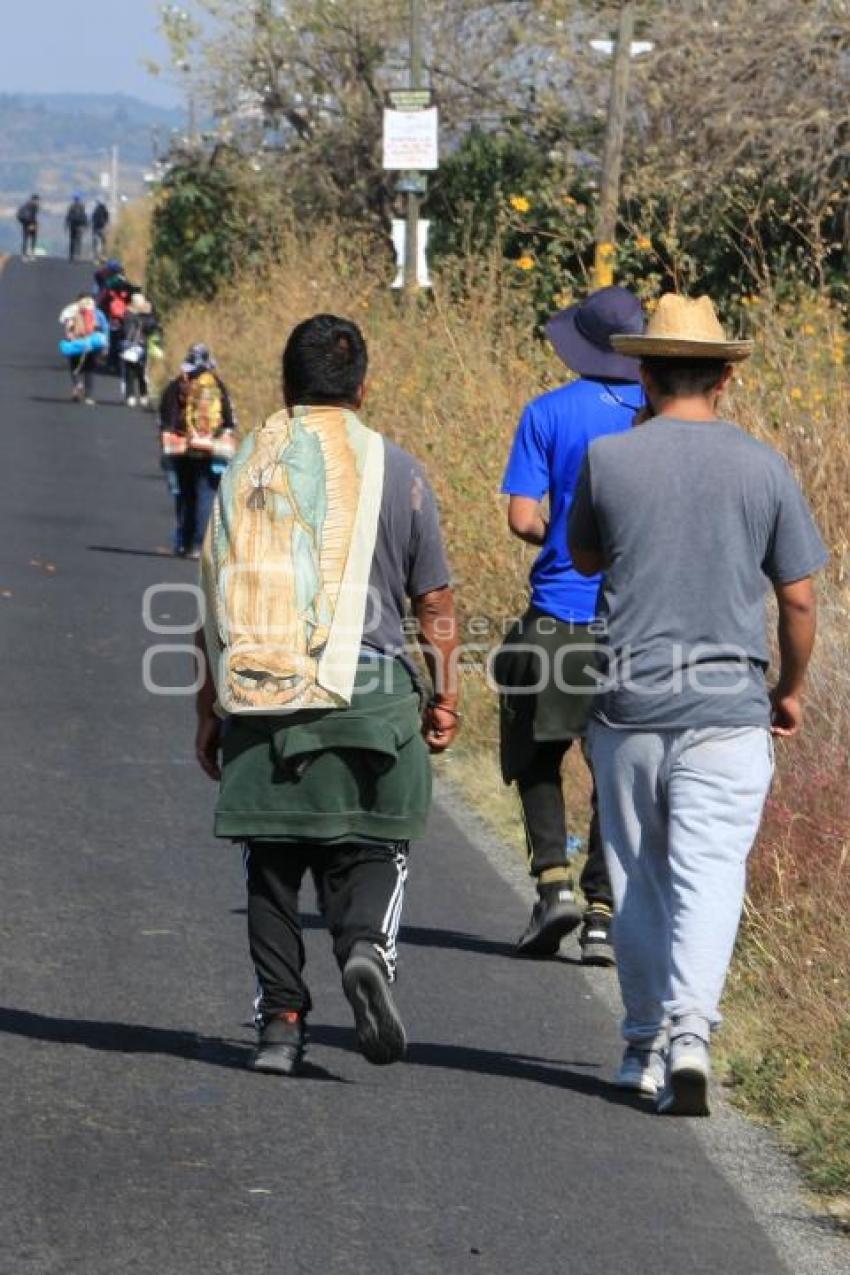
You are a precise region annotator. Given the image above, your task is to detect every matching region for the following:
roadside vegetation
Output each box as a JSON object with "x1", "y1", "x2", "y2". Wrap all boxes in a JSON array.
[{"x1": 120, "y1": 0, "x2": 850, "y2": 1211}]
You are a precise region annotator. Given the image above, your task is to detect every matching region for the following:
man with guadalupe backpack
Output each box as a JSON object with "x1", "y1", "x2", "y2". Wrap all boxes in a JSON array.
[
  {"x1": 497, "y1": 286, "x2": 645, "y2": 964},
  {"x1": 159, "y1": 344, "x2": 237, "y2": 556},
  {"x1": 569, "y1": 294, "x2": 827, "y2": 1115},
  {"x1": 17, "y1": 194, "x2": 40, "y2": 259},
  {"x1": 195, "y1": 314, "x2": 460, "y2": 1076}
]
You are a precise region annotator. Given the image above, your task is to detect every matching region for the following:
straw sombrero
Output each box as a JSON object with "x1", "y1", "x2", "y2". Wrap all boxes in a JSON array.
[{"x1": 611, "y1": 294, "x2": 753, "y2": 362}]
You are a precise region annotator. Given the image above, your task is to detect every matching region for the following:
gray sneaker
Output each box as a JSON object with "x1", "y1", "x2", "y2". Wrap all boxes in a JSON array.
[
  {"x1": 657, "y1": 1033, "x2": 711, "y2": 1116},
  {"x1": 615, "y1": 1044, "x2": 667, "y2": 1096}
]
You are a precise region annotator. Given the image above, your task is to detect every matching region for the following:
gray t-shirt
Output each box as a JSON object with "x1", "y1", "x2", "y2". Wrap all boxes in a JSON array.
[
  {"x1": 362, "y1": 439, "x2": 451, "y2": 657},
  {"x1": 568, "y1": 416, "x2": 828, "y2": 729}
]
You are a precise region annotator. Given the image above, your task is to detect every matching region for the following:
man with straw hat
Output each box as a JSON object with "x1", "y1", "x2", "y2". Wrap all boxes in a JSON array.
[
  {"x1": 498, "y1": 286, "x2": 645, "y2": 963},
  {"x1": 568, "y1": 293, "x2": 827, "y2": 1115}
]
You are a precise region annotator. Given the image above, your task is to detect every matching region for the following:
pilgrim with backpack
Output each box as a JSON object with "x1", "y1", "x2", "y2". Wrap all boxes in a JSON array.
[
  {"x1": 95, "y1": 261, "x2": 137, "y2": 373},
  {"x1": 120, "y1": 293, "x2": 160, "y2": 408},
  {"x1": 17, "y1": 195, "x2": 40, "y2": 259},
  {"x1": 65, "y1": 195, "x2": 88, "y2": 262}
]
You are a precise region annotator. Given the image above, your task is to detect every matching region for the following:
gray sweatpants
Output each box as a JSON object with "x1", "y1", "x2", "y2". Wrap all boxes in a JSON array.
[{"x1": 587, "y1": 722, "x2": 774, "y2": 1045}]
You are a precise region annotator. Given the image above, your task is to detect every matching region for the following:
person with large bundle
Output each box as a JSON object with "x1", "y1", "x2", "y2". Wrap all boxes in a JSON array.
[{"x1": 58, "y1": 293, "x2": 108, "y2": 404}]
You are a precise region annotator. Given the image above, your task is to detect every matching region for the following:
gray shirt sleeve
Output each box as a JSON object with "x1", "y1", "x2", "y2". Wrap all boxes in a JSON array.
[
  {"x1": 764, "y1": 461, "x2": 829, "y2": 583},
  {"x1": 567, "y1": 454, "x2": 603, "y2": 554},
  {"x1": 407, "y1": 466, "x2": 451, "y2": 599}
]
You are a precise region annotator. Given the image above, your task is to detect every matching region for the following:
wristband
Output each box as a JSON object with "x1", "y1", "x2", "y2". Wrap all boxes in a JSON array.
[{"x1": 429, "y1": 701, "x2": 462, "y2": 721}]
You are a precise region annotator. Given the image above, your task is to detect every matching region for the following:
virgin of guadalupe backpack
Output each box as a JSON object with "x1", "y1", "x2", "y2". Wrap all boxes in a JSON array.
[
  {"x1": 201, "y1": 407, "x2": 385, "y2": 713},
  {"x1": 184, "y1": 371, "x2": 225, "y2": 445}
]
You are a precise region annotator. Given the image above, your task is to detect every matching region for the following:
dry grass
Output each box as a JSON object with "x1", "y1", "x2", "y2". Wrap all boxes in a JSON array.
[
  {"x1": 110, "y1": 201, "x2": 154, "y2": 289},
  {"x1": 719, "y1": 593, "x2": 850, "y2": 1199},
  {"x1": 151, "y1": 221, "x2": 848, "y2": 1196}
]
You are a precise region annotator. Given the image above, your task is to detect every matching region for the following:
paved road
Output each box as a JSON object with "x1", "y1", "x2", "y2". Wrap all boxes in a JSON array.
[{"x1": 0, "y1": 259, "x2": 798, "y2": 1274}]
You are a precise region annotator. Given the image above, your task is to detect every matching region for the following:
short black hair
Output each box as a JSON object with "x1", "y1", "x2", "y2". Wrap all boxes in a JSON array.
[
  {"x1": 642, "y1": 357, "x2": 729, "y2": 399},
  {"x1": 282, "y1": 314, "x2": 368, "y2": 405}
]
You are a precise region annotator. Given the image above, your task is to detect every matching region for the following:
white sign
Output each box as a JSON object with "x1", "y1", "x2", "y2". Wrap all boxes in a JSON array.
[
  {"x1": 382, "y1": 107, "x2": 438, "y2": 171},
  {"x1": 100, "y1": 171, "x2": 111, "y2": 189}
]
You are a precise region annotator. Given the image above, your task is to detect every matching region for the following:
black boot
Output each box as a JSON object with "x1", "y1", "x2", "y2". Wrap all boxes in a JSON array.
[
  {"x1": 342, "y1": 941, "x2": 406, "y2": 1065},
  {"x1": 515, "y1": 881, "x2": 581, "y2": 957},
  {"x1": 251, "y1": 1011, "x2": 306, "y2": 1075}
]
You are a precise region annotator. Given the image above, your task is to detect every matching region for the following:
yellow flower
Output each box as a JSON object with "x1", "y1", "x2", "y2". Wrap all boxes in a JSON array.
[
  {"x1": 802, "y1": 324, "x2": 816, "y2": 336},
  {"x1": 635, "y1": 235, "x2": 652, "y2": 252},
  {"x1": 790, "y1": 387, "x2": 803, "y2": 401},
  {"x1": 509, "y1": 195, "x2": 531, "y2": 214},
  {"x1": 563, "y1": 195, "x2": 577, "y2": 207},
  {"x1": 515, "y1": 255, "x2": 535, "y2": 271}
]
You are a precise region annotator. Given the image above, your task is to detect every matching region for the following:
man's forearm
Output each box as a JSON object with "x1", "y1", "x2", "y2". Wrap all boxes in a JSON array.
[
  {"x1": 413, "y1": 587, "x2": 460, "y2": 704},
  {"x1": 775, "y1": 581, "x2": 817, "y2": 696},
  {"x1": 195, "y1": 629, "x2": 217, "y2": 718}
]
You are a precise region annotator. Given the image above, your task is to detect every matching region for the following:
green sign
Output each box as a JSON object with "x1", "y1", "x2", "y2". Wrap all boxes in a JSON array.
[{"x1": 387, "y1": 89, "x2": 433, "y2": 112}]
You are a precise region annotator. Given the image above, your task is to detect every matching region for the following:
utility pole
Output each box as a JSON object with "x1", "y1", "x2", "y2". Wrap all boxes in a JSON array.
[
  {"x1": 188, "y1": 84, "x2": 198, "y2": 146},
  {"x1": 403, "y1": 0, "x2": 424, "y2": 304},
  {"x1": 593, "y1": 0, "x2": 636, "y2": 289},
  {"x1": 109, "y1": 145, "x2": 120, "y2": 224}
]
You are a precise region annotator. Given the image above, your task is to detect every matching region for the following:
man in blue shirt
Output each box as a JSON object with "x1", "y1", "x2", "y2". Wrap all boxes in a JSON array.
[{"x1": 498, "y1": 286, "x2": 644, "y2": 959}]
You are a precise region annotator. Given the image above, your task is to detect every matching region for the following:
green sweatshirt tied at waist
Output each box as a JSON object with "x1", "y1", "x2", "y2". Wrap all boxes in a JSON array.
[{"x1": 215, "y1": 657, "x2": 432, "y2": 843}]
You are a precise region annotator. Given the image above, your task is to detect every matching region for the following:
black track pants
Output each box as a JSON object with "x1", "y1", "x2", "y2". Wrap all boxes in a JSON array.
[{"x1": 244, "y1": 840, "x2": 409, "y2": 1020}]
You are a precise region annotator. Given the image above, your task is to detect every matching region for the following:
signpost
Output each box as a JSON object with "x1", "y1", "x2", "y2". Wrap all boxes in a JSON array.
[
  {"x1": 591, "y1": 4, "x2": 653, "y2": 289},
  {"x1": 382, "y1": 0, "x2": 436, "y2": 304}
]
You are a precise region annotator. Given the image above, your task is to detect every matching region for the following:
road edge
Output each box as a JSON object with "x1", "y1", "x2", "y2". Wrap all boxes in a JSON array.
[{"x1": 433, "y1": 775, "x2": 849, "y2": 1275}]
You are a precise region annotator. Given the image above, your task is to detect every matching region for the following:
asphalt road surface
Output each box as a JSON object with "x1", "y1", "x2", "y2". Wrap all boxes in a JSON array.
[{"x1": 0, "y1": 258, "x2": 830, "y2": 1275}]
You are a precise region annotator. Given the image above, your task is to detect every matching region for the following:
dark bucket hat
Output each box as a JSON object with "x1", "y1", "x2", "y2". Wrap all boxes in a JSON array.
[
  {"x1": 545, "y1": 285, "x2": 644, "y2": 382},
  {"x1": 181, "y1": 343, "x2": 217, "y2": 375}
]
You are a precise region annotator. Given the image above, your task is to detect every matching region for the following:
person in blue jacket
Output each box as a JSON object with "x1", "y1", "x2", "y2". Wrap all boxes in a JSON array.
[{"x1": 497, "y1": 286, "x2": 644, "y2": 962}]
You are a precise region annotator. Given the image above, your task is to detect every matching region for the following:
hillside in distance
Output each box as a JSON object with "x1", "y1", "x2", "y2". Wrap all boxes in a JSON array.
[{"x1": 0, "y1": 93, "x2": 185, "y2": 254}]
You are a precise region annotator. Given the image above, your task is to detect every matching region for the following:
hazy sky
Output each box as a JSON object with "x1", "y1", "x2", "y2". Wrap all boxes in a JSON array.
[{"x1": 0, "y1": 0, "x2": 182, "y2": 106}]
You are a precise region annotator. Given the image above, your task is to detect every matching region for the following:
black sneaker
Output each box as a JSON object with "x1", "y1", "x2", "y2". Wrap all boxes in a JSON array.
[
  {"x1": 251, "y1": 1011, "x2": 306, "y2": 1076},
  {"x1": 579, "y1": 904, "x2": 616, "y2": 967},
  {"x1": 342, "y1": 941, "x2": 407, "y2": 1065},
  {"x1": 515, "y1": 882, "x2": 582, "y2": 957}
]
